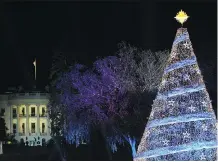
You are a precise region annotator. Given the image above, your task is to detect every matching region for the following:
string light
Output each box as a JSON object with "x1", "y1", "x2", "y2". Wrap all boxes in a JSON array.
[
  {"x1": 164, "y1": 56, "x2": 196, "y2": 74},
  {"x1": 135, "y1": 141, "x2": 217, "y2": 160},
  {"x1": 134, "y1": 27, "x2": 217, "y2": 161}
]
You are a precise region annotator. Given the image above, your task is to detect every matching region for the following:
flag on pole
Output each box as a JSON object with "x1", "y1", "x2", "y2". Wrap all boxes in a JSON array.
[
  {"x1": 33, "y1": 58, "x2": 36, "y2": 80},
  {"x1": 33, "y1": 59, "x2": 36, "y2": 67}
]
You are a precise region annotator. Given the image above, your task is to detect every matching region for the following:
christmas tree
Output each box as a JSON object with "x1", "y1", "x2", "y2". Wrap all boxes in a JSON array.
[{"x1": 134, "y1": 11, "x2": 217, "y2": 161}]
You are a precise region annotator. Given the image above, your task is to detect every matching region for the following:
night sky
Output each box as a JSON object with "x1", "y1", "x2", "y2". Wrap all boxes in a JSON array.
[{"x1": 1, "y1": 1, "x2": 217, "y2": 104}]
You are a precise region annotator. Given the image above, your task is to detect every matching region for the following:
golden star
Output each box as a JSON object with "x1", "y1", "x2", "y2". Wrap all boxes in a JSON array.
[{"x1": 174, "y1": 10, "x2": 189, "y2": 25}]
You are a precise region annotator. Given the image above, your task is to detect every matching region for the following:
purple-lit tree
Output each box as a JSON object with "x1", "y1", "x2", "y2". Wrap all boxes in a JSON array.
[
  {"x1": 55, "y1": 63, "x2": 128, "y2": 148},
  {"x1": 49, "y1": 42, "x2": 169, "y2": 159}
]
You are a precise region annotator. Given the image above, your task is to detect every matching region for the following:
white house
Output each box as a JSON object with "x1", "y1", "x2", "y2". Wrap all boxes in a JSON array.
[{"x1": 0, "y1": 91, "x2": 51, "y2": 146}]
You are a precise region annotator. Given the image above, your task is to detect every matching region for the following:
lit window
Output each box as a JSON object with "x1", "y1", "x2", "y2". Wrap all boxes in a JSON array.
[
  {"x1": 22, "y1": 123, "x2": 25, "y2": 133},
  {"x1": 42, "y1": 108, "x2": 45, "y2": 116},
  {"x1": 31, "y1": 107, "x2": 35, "y2": 116},
  {"x1": 22, "y1": 108, "x2": 25, "y2": 115},
  {"x1": 42, "y1": 123, "x2": 45, "y2": 133},
  {"x1": 13, "y1": 123, "x2": 16, "y2": 134},
  {"x1": 31, "y1": 123, "x2": 35, "y2": 133},
  {"x1": 13, "y1": 108, "x2": 17, "y2": 118}
]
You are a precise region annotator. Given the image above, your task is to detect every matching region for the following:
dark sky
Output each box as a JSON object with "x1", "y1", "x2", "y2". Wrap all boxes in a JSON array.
[{"x1": 1, "y1": 0, "x2": 217, "y2": 101}]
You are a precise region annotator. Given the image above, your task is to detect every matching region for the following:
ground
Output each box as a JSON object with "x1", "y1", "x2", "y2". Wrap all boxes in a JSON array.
[{"x1": 0, "y1": 144, "x2": 132, "y2": 161}]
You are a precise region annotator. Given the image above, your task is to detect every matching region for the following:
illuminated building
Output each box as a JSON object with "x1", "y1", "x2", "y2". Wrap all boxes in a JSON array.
[{"x1": 0, "y1": 89, "x2": 51, "y2": 146}]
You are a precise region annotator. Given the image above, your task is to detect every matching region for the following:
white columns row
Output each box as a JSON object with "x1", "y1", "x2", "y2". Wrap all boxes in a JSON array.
[
  {"x1": 11, "y1": 104, "x2": 49, "y2": 136},
  {"x1": 26, "y1": 105, "x2": 29, "y2": 134},
  {"x1": 37, "y1": 105, "x2": 40, "y2": 135}
]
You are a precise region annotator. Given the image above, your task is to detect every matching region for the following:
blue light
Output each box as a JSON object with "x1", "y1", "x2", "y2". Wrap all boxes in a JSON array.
[
  {"x1": 157, "y1": 84, "x2": 205, "y2": 98},
  {"x1": 135, "y1": 140, "x2": 218, "y2": 160},
  {"x1": 173, "y1": 32, "x2": 189, "y2": 45},
  {"x1": 146, "y1": 112, "x2": 216, "y2": 129},
  {"x1": 164, "y1": 56, "x2": 196, "y2": 74}
]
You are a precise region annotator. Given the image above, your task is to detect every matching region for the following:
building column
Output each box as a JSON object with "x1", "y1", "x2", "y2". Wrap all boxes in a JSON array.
[
  {"x1": 17, "y1": 105, "x2": 19, "y2": 136},
  {"x1": 37, "y1": 105, "x2": 40, "y2": 136},
  {"x1": 10, "y1": 106, "x2": 13, "y2": 134},
  {"x1": 26, "y1": 105, "x2": 29, "y2": 135}
]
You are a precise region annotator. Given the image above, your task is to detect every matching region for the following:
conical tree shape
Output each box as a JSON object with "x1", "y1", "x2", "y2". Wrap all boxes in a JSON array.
[{"x1": 134, "y1": 28, "x2": 217, "y2": 161}]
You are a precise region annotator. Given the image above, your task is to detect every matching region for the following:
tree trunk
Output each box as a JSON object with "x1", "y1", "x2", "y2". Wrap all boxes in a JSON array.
[
  {"x1": 100, "y1": 124, "x2": 112, "y2": 160},
  {"x1": 123, "y1": 135, "x2": 136, "y2": 159}
]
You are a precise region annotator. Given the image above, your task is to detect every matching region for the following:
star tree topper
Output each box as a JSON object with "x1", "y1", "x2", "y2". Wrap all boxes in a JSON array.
[{"x1": 174, "y1": 10, "x2": 189, "y2": 26}]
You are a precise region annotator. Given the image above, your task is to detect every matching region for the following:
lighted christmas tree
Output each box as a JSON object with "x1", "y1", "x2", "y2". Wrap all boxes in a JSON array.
[{"x1": 134, "y1": 10, "x2": 217, "y2": 161}]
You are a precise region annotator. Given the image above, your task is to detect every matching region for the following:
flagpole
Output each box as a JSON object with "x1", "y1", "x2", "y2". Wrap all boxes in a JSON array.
[
  {"x1": 35, "y1": 59, "x2": 36, "y2": 81},
  {"x1": 33, "y1": 58, "x2": 36, "y2": 81},
  {"x1": 33, "y1": 58, "x2": 37, "y2": 89}
]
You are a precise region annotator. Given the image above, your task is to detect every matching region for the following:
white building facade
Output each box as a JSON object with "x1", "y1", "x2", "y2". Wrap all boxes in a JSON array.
[{"x1": 0, "y1": 92, "x2": 51, "y2": 146}]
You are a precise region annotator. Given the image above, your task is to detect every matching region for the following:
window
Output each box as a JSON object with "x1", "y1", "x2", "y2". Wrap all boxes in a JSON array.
[
  {"x1": 13, "y1": 123, "x2": 16, "y2": 134},
  {"x1": 22, "y1": 108, "x2": 25, "y2": 115},
  {"x1": 42, "y1": 108, "x2": 45, "y2": 116},
  {"x1": 22, "y1": 123, "x2": 25, "y2": 133},
  {"x1": 31, "y1": 107, "x2": 35, "y2": 116},
  {"x1": 42, "y1": 123, "x2": 45, "y2": 133},
  {"x1": 13, "y1": 108, "x2": 17, "y2": 118},
  {"x1": 31, "y1": 123, "x2": 35, "y2": 133}
]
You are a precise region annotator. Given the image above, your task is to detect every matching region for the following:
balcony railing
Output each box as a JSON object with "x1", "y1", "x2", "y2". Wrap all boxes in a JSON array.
[
  {"x1": 8, "y1": 93, "x2": 50, "y2": 100},
  {"x1": 40, "y1": 133, "x2": 47, "y2": 136},
  {"x1": 30, "y1": 114, "x2": 36, "y2": 117},
  {"x1": 40, "y1": 114, "x2": 47, "y2": 117},
  {"x1": 14, "y1": 114, "x2": 48, "y2": 117},
  {"x1": 19, "y1": 114, "x2": 26, "y2": 117},
  {"x1": 29, "y1": 132, "x2": 37, "y2": 136},
  {"x1": 19, "y1": 132, "x2": 25, "y2": 136}
]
